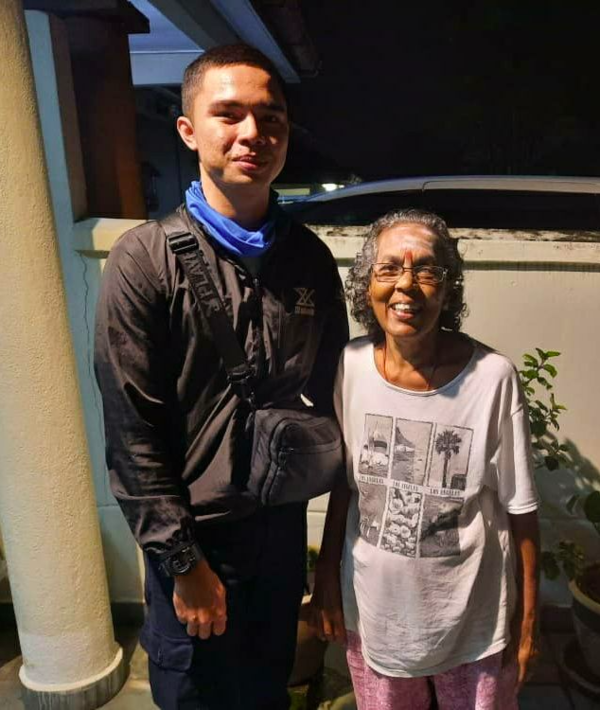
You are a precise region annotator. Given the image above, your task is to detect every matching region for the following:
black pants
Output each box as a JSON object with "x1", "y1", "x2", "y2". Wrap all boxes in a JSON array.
[{"x1": 141, "y1": 504, "x2": 307, "y2": 710}]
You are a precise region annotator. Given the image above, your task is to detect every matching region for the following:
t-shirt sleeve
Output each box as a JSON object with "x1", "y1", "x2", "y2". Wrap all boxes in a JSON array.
[{"x1": 497, "y1": 401, "x2": 539, "y2": 514}]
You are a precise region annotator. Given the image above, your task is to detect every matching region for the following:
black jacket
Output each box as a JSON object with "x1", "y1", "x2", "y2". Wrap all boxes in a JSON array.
[{"x1": 94, "y1": 206, "x2": 349, "y2": 561}]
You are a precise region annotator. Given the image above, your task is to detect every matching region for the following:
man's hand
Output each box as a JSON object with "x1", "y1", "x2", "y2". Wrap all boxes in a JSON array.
[
  {"x1": 173, "y1": 558, "x2": 227, "y2": 640},
  {"x1": 308, "y1": 561, "x2": 347, "y2": 645}
]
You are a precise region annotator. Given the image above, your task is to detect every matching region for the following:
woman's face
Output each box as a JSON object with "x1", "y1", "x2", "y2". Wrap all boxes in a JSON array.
[{"x1": 368, "y1": 222, "x2": 447, "y2": 343}]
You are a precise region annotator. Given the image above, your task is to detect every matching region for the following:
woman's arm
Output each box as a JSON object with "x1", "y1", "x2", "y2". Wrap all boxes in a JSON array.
[
  {"x1": 309, "y1": 477, "x2": 352, "y2": 643},
  {"x1": 507, "y1": 510, "x2": 540, "y2": 690}
]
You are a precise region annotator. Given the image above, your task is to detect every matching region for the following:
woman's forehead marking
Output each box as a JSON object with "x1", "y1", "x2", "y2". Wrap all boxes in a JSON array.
[{"x1": 377, "y1": 225, "x2": 438, "y2": 259}]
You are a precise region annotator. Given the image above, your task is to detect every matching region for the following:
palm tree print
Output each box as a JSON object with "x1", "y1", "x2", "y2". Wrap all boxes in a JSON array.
[{"x1": 435, "y1": 429, "x2": 462, "y2": 488}]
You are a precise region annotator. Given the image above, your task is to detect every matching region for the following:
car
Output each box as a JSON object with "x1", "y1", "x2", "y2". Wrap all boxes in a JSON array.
[{"x1": 283, "y1": 176, "x2": 600, "y2": 231}]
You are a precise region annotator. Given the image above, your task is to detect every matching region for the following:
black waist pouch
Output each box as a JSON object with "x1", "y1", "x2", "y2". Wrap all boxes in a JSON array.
[{"x1": 249, "y1": 408, "x2": 343, "y2": 506}]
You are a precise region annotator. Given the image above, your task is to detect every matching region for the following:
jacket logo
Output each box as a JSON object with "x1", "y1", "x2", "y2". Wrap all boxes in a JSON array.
[{"x1": 293, "y1": 287, "x2": 316, "y2": 316}]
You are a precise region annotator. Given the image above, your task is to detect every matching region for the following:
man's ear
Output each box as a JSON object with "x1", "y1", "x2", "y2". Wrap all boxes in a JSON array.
[{"x1": 176, "y1": 116, "x2": 198, "y2": 152}]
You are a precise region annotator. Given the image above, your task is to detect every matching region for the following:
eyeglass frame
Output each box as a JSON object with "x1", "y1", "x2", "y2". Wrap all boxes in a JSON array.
[{"x1": 370, "y1": 262, "x2": 448, "y2": 285}]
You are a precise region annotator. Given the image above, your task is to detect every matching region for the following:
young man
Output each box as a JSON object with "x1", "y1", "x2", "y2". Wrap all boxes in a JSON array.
[{"x1": 95, "y1": 44, "x2": 348, "y2": 710}]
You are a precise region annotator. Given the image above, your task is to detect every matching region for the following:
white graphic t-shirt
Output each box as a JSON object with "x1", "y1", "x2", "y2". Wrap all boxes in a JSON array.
[{"x1": 336, "y1": 337, "x2": 538, "y2": 677}]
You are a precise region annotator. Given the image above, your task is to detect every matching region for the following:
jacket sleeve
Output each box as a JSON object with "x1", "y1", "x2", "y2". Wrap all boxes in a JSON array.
[
  {"x1": 306, "y1": 254, "x2": 350, "y2": 413},
  {"x1": 94, "y1": 231, "x2": 199, "y2": 562}
]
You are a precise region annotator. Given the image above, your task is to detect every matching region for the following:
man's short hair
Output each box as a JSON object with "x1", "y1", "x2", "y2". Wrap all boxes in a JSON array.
[{"x1": 181, "y1": 43, "x2": 287, "y2": 118}]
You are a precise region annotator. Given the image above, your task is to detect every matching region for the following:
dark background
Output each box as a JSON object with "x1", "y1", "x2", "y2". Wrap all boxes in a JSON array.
[{"x1": 279, "y1": 1, "x2": 600, "y2": 183}]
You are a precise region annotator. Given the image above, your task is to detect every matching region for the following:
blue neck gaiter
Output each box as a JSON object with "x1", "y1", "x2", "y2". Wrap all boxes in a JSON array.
[{"x1": 185, "y1": 180, "x2": 280, "y2": 257}]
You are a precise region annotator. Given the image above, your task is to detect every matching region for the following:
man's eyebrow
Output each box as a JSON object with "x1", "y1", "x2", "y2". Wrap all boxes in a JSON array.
[{"x1": 209, "y1": 99, "x2": 287, "y2": 113}]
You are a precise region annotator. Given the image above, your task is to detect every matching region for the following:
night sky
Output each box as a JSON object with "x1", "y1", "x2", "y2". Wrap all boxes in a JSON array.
[{"x1": 280, "y1": 1, "x2": 600, "y2": 183}]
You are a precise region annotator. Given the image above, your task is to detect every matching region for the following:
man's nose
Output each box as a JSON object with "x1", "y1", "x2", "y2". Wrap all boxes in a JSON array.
[{"x1": 239, "y1": 114, "x2": 265, "y2": 143}]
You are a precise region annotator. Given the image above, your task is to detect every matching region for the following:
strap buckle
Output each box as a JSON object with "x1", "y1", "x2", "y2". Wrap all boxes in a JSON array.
[
  {"x1": 227, "y1": 370, "x2": 256, "y2": 407},
  {"x1": 167, "y1": 233, "x2": 198, "y2": 255}
]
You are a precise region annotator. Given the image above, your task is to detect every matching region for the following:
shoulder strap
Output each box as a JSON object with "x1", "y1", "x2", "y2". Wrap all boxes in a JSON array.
[{"x1": 160, "y1": 212, "x2": 256, "y2": 405}]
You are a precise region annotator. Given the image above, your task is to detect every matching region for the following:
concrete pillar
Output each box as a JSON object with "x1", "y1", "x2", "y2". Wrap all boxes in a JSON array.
[{"x1": 0, "y1": 2, "x2": 125, "y2": 708}]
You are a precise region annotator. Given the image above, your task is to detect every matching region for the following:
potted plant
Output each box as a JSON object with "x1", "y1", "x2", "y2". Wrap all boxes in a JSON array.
[{"x1": 519, "y1": 348, "x2": 600, "y2": 678}]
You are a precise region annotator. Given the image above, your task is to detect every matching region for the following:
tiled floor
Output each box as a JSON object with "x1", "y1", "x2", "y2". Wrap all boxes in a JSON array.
[{"x1": 0, "y1": 626, "x2": 598, "y2": 709}]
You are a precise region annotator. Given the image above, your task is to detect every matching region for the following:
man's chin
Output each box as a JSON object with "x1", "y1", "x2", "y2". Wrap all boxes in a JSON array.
[{"x1": 227, "y1": 169, "x2": 272, "y2": 186}]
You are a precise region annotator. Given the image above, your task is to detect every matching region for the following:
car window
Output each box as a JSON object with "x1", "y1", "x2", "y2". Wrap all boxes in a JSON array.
[
  {"x1": 285, "y1": 187, "x2": 600, "y2": 230},
  {"x1": 421, "y1": 189, "x2": 600, "y2": 230},
  {"x1": 287, "y1": 191, "x2": 422, "y2": 225}
]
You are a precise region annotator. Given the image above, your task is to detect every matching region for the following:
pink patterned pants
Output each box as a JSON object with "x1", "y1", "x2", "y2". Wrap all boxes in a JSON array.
[{"x1": 346, "y1": 631, "x2": 519, "y2": 710}]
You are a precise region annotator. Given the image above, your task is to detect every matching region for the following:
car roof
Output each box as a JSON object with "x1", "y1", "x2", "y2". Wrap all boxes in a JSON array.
[
  {"x1": 302, "y1": 175, "x2": 600, "y2": 202},
  {"x1": 283, "y1": 175, "x2": 600, "y2": 232}
]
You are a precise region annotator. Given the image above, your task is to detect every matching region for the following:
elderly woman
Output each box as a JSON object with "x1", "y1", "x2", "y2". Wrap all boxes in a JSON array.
[{"x1": 310, "y1": 209, "x2": 539, "y2": 709}]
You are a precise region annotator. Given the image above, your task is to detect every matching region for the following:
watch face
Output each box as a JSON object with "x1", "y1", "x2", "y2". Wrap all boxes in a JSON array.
[{"x1": 172, "y1": 556, "x2": 192, "y2": 575}]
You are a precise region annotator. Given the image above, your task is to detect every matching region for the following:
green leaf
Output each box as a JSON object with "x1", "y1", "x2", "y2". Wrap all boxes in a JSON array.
[
  {"x1": 535, "y1": 347, "x2": 547, "y2": 361},
  {"x1": 546, "y1": 351, "x2": 561, "y2": 358},
  {"x1": 583, "y1": 491, "x2": 600, "y2": 524},
  {"x1": 541, "y1": 551, "x2": 560, "y2": 580},
  {"x1": 545, "y1": 456, "x2": 559, "y2": 471},
  {"x1": 523, "y1": 355, "x2": 537, "y2": 366},
  {"x1": 543, "y1": 364, "x2": 558, "y2": 377},
  {"x1": 522, "y1": 369, "x2": 538, "y2": 380},
  {"x1": 531, "y1": 421, "x2": 547, "y2": 437}
]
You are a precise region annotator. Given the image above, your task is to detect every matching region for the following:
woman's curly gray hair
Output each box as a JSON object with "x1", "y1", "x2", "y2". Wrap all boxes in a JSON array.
[{"x1": 346, "y1": 208, "x2": 466, "y2": 343}]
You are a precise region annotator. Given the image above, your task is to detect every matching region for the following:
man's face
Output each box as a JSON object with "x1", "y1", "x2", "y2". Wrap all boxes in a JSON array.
[{"x1": 178, "y1": 64, "x2": 289, "y2": 192}]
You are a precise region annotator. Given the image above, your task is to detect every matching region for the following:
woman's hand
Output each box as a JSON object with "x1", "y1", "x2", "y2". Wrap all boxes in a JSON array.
[
  {"x1": 504, "y1": 612, "x2": 538, "y2": 691},
  {"x1": 516, "y1": 623, "x2": 538, "y2": 690},
  {"x1": 308, "y1": 561, "x2": 347, "y2": 645},
  {"x1": 507, "y1": 511, "x2": 540, "y2": 692}
]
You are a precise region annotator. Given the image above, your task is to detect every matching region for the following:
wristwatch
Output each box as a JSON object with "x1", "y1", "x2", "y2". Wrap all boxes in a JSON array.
[{"x1": 158, "y1": 542, "x2": 203, "y2": 577}]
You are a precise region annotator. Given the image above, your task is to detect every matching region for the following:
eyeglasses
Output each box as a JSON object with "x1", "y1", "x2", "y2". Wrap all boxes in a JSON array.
[{"x1": 371, "y1": 263, "x2": 447, "y2": 285}]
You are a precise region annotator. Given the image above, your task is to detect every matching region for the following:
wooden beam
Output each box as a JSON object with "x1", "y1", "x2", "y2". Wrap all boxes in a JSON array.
[{"x1": 23, "y1": 0, "x2": 149, "y2": 34}]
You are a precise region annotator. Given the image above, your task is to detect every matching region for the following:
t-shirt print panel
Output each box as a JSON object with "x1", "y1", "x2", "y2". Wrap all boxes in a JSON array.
[{"x1": 357, "y1": 414, "x2": 473, "y2": 558}]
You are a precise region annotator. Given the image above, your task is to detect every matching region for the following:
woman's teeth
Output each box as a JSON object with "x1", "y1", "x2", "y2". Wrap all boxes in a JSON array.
[{"x1": 391, "y1": 303, "x2": 418, "y2": 313}]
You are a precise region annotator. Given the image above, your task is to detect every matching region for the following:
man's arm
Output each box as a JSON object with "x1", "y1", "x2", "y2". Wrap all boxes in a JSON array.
[
  {"x1": 94, "y1": 232, "x2": 226, "y2": 637},
  {"x1": 506, "y1": 510, "x2": 540, "y2": 690},
  {"x1": 305, "y1": 255, "x2": 349, "y2": 413}
]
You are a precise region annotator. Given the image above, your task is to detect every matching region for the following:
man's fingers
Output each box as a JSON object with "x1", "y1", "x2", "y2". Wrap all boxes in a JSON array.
[
  {"x1": 186, "y1": 621, "x2": 199, "y2": 636},
  {"x1": 198, "y1": 621, "x2": 213, "y2": 640},
  {"x1": 212, "y1": 615, "x2": 227, "y2": 636}
]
